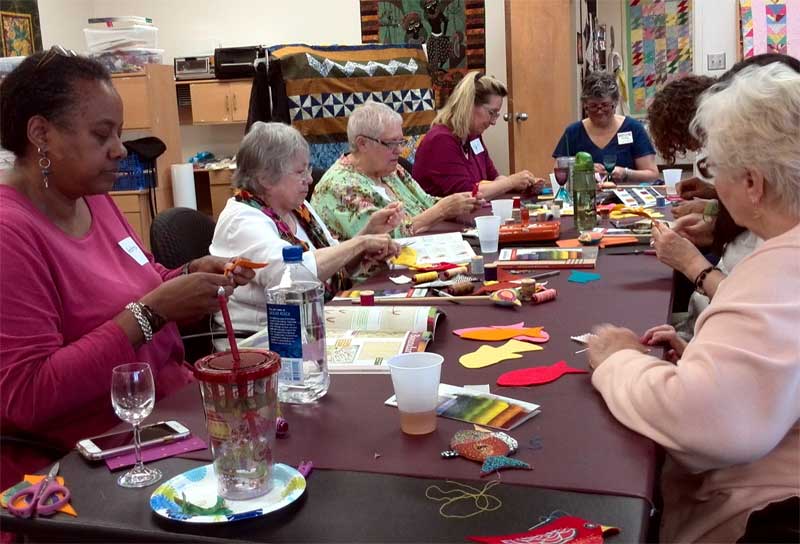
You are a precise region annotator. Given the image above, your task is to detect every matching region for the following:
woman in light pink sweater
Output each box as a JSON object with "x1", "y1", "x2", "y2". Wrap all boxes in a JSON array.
[{"x1": 588, "y1": 63, "x2": 800, "y2": 542}]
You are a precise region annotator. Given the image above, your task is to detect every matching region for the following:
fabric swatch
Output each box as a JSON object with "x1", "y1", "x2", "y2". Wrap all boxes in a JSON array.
[
  {"x1": 497, "y1": 361, "x2": 588, "y2": 387},
  {"x1": 568, "y1": 271, "x2": 602, "y2": 284}
]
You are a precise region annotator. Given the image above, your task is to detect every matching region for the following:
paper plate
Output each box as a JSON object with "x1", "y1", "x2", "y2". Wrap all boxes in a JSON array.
[{"x1": 150, "y1": 463, "x2": 305, "y2": 523}]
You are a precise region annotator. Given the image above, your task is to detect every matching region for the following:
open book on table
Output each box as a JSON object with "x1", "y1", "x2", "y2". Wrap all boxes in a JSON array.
[
  {"x1": 239, "y1": 306, "x2": 443, "y2": 374},
  {"x1": 385, "y1": 384, "x2": 541, "y2": 431}
]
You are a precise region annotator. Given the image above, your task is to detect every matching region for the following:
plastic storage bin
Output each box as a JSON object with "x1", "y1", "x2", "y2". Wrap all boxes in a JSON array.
[
  {"x1": 90, "y1": 48, "x2": 164, "y2": 73},
  {"x1": 84, "y1": 25, "x2": 158, "y2": 53}
]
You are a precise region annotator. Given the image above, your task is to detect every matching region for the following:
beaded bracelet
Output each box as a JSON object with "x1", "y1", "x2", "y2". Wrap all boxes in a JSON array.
[
  {"x1": 125, "y1": 302, "x2": 153, "y2": 343},
  {"x1": 693, "y1": 265, "x2": 717, "y2": 297},
  {"x1": 140, "y1": 303, "x2": 167, "y2": 333}
]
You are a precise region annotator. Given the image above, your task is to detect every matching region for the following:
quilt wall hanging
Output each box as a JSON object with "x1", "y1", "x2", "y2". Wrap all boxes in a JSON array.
[
  {"x1": 267, "y1": 43, "x2": 435, "y2": 171},
  {"x1": 360, "y1": 0, "x2": 486, "y2": 109},
  {"x1": 626, "y1": 0, "x2": 694, "y2": 116},
  {"x1": 740, "y1": 0, "x2": 800, "y2": 59},
  {"x1": 1, "y1": 0, "x2": 43, "y2": 57}
]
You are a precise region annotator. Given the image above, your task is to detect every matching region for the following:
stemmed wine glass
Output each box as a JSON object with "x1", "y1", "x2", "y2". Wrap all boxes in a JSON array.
[
  {"x1": 554, "y1": 156, "x2": 572, "y2": 205},
  {"x1": 111, "y1": 362, "x2": 162, "y2": 488},
  {"x1": 603, "y1": 153, "x2": 617, "y2": 184}
]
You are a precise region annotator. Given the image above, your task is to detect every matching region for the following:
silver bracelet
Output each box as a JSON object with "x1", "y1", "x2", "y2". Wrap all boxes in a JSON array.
[{"x1": 125, "y1": 302, "x2": 153, "y2": 343}]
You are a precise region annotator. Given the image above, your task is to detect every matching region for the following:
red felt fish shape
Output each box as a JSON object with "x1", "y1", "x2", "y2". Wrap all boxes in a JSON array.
[
  {"x1": 469, "y1": 515, "x2": 619, "y2": 544},
  {"x1": 496, "y1": 360, "x2": 588, "y2": 386}
]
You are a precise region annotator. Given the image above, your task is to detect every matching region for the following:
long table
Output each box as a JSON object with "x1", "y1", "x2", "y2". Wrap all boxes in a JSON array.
[{"x1": 1, "y1": 211, "x2": 674, "y2": 543}]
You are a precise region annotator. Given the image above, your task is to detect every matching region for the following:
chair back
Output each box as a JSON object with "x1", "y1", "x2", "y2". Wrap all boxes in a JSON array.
[{"x1": 150, "y1": 207, "x2": 216, "y2": 269}]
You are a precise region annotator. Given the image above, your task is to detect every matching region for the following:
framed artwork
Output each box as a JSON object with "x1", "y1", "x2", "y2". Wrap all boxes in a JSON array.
[
  {"x1": 1, "y1": 0, "x2": 43, "y2": 57},
  {"x1": 740, "y1": 0, "x2": 799, "y2": 59},
  {"x1": 360, "y1": 0, "x2": 486, "y2": 108},
  {"x1": 626, "y1": 0, "x2": 694, "y2": 116}
]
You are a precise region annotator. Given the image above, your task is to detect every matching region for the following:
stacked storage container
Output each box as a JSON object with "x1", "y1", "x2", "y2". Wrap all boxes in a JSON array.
[{"x1": 84, "y1": 16, "x2": 163, "y2": 73}]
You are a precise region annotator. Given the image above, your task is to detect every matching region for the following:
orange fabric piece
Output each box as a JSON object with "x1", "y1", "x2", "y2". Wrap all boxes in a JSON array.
[
  {"x1": 459, "y1": 327, "x2": 545, "y2": 341},
  {"x1": 557, "y1": 237, "x2": 640, "y2": 248}
]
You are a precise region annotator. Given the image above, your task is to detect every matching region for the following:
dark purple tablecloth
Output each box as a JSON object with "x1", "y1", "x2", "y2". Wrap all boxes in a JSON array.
[{"x1": 160, "y1": 212, "x2": 672, "y2": 503}]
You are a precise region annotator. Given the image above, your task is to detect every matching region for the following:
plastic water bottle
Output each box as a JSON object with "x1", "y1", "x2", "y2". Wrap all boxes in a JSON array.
[
  {"x1": 265, "y1": 246, "x2": 329, "y2": 403},
  {"x1": 572, "y1": 151, "x2": 597, "y2": 232}
]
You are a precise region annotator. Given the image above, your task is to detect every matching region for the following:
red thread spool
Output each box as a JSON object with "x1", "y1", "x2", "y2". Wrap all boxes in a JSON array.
[
  {"x1": 531, "y1": 288, "x2": 557, "y2": 304},
  {"x1": 360, "y1": 290, "x2": 375, "y2": 306}
]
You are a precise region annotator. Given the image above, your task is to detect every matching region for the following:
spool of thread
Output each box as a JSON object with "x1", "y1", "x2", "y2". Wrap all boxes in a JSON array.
[
  {"x1": 519, "y1": 279, "x2": 536, "y2": 302},
  {"x1": 446, "y1": 282, "x2": 475, "y2": 296},
  {"x1": 656, "y1": 196, "x2": 666, "y2": 207},
  {"x1": 440, "y1": 266, "x2": 468, "y2": 280},
  {"x1": 414, "y1": 271, "x2": 439, "y2": 284},
  {"x1": 551, "y1": 204, "x2": 562, "y2": 220},
  {"x1": 531, "y1": 288, "x2": 557, "y2": 304},
  {"x1": 470, "y1": 256, "x2": 484, "y2": 275},
  {"x1": 359, "y1": 290, "x2": 375, "y2": 306}
]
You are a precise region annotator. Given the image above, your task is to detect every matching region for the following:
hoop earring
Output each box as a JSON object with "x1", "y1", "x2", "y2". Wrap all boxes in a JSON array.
[{"x1": 37, "y1": 147, "x2": 51, "y2": 189}]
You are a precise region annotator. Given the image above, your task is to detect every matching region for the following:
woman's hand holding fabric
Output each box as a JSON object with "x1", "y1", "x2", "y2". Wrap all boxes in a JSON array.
[
  {"x1": 140, "y1": 273, "x2": 235, "y2": 324},
  {"x1": 640, "y1": 324, "x2": 687, "y2": 363},
  {"x1": 587, "y1": 324, "x2": 647, "y2": 370},
  {"x1": 361, "y1": 202, "x2": 405, "y2": 235},
  {"x1": 652, "y1": 221, "x2": 709, "y2": 278}
]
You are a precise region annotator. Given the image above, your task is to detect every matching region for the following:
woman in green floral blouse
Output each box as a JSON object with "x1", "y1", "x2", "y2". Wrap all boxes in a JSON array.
[{"x1": 311, "y1": 101, "x2": 480, "y2": 241}]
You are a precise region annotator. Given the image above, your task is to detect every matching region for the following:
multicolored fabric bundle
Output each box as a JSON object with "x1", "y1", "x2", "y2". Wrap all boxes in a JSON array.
[{"x1": 267, "y1": 44, "x2": 436, "y2": 171}]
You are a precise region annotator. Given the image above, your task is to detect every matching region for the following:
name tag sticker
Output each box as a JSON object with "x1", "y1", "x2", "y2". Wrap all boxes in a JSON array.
[
  {"x1": 118, "y1": 236, "x2": 148, "y2": 266},
  {"x1": 617, "y1": 131, "x2": 634, "y2": 145},
  {"x1": 470, "y1": 138, "x2": 485, "y2": 155}
]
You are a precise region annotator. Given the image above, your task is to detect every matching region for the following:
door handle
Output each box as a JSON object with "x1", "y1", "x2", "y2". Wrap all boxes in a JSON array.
[
  {"x1": 232, "y1": 93, "x2": 237, "y2": 112},
  {"x1": 516, "y1": 112, "x2": 529, "y2": 122},
  {"x1": 503, "y1": 113, "x2": 510, "y2": 122}
]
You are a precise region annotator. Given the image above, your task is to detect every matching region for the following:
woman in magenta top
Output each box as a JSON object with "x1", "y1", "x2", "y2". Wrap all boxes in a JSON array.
[
  {"x1": 0, "y1": 49, "x2": 253, "y2": 489},
  {"x1": 413, "y1": 71, "x2": 543, "y2": 199}
]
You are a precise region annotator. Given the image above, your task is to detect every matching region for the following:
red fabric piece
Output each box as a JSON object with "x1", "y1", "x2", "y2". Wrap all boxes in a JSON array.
[
  {"x1": 412, "y1": 262, "x2": 461, "y2": 272},
  {"x1": 496, "y1": 361, "x2": 588, "y2": 387},
  {"x1": 469, "y1": 515, "x2": 617, "y2": 544}
]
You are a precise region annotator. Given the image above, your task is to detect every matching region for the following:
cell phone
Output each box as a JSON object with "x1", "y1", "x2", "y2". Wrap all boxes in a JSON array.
[{"x1": 76, "y1": 420, "x2": 190, "y2": 461}]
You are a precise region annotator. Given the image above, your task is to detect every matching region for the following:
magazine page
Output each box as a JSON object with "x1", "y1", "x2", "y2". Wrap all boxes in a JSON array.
[{"x1": 393, "y1": 232, "x2": 476, "y2": 266}]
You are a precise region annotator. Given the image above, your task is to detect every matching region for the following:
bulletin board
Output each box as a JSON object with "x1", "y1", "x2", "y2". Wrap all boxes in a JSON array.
[
  {"x1": 626, "y1": 0, "x2": 694, "y2": 116},
  {"x1": 739, "y1": 0, "x2": 800, "y2": 59}
]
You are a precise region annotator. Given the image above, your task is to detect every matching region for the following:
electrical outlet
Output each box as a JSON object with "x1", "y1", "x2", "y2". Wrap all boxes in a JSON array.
[{"x1": 707, "y1": 53, "x2": 726, "y2": 71}]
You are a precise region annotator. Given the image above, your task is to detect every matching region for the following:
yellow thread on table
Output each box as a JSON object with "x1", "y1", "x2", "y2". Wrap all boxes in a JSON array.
[{"x1": 425, "y1": 480, "x2": 502, "y2": 519}]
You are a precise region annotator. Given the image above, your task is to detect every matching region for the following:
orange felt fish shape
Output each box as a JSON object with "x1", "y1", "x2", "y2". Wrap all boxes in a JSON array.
[
  {"x1": 458, "y1": 327, "x2": 545, "y2": 342},
  {"x1": 224, "y1": 258, "x2": 268, "y2": 276}
]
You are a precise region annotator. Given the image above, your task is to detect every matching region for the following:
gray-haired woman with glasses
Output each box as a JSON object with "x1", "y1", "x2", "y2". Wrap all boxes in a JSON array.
[
  {"x1": 311, "y1": 101, "x2": 479, "y2": 241},
  {"x1": 553, "y1": 71, "x2": 659, "y2": 184}
]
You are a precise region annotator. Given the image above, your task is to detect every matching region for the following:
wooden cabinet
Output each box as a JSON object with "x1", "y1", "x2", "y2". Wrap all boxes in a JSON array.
[
  {"x1": 186, "y1": 80, "x2": 252, "y2": 124},
  {"x1": 110, "y1": 190, "x2": 153, "y2": 247},
  {"x1": 110, "y1": 65, "x2": 183, "y2": 247}
]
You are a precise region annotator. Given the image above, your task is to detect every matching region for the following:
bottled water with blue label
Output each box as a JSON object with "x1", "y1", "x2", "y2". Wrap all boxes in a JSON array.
[{"x1": 265, "y1": 246, "x2": 329, "y2": 403}]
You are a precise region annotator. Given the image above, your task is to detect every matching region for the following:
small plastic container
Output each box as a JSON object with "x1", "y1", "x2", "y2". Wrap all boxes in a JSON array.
[
  {"x1": 90, "y1": 48, "x2": 164, "y2": 73},
  {"x1": 84, "y1": 25, "x2": 158, "y2": 53}
]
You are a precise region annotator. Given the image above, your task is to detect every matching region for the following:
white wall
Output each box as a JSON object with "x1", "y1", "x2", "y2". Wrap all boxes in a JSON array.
[
  {"x1": 37, "y1": 0, "x2": 510, "y2": 171},
  {"x1": 693, "y1": 0, "x2": 739, "y2": 76}
]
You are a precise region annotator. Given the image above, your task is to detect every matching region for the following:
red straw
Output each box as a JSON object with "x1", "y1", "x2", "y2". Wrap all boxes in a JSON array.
[{"x1": 218, "y1": 294, "x2": 241, "y2": 367}]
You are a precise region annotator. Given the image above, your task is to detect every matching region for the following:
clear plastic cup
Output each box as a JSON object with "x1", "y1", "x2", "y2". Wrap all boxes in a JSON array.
[
  {"x1": 387, "y1": 353, "x2": 443, "y2": 435},
  {"x1": 490, "y1": 199, "x2": 513, "y2": 221},
  {"x1": 663, "y1": 169, "x2": 682, "y2": 196},
  {"x1": 474, "y1": 215, "x2": 501, "y2": 253},
  {"x1": 194, "y1": 350, "x2": 281, "y2": 500}
]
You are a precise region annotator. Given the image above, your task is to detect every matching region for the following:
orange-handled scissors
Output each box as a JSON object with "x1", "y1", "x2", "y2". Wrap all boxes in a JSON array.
[
  {"x1": 223, "y1": 257, "x2": 268, "y2": 277},
  {"x1": 8, "y1": 462, "x2": 70, "y2": 518}
]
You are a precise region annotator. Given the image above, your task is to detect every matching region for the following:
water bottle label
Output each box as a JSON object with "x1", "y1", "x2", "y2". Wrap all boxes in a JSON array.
[{"x1": 266, "y1": 304, "x2": 304, "y2": 384}]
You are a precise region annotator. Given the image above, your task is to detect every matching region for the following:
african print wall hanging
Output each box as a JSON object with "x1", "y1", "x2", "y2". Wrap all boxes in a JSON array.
[
  {"x1": 360, "y1": 0, "x2": 486, "y2": 109},
  {"x1": 740, "y1": 0, "x2": 800, "y2": 59},
  {"x1": 626, "y1": 0, "x2": 694, "y2": 116}
]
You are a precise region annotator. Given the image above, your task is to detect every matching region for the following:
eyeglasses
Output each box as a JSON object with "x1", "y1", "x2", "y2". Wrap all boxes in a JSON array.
[
  {"x1": 36, "y1": 45, "x2": 77, "y2": 70},
  {"x1": 481, "y1": 104, "x2": 502, "y2": 120},
  {"x1": 361, "y1": 135, "x2": 406, "y2": 151},
  {"x1": 584, "y1": 100, "x2": 615, "y2": 113},
  {"x1": 695, "y1": 155, "x2": 717, "y2": 181}
]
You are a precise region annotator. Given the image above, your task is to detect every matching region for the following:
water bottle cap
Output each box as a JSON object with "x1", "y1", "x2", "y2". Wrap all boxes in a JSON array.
[
  {"x1": 573, "y1": 151, "x2": 594, "y2": 172},
  {"x1": 282, "y1": 245, "x2": 303, "y2": 262}
]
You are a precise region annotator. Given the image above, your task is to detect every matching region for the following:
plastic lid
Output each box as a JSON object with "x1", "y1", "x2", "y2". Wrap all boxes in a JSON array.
[
  {"x1": 282, "y1": 245, "x2": 303, "y2": 263},
  {"x1": 573, "y1": 151, "x2": 594, "y2": 172},
  {"x1": 193, "y1": 349, "x2": 281, "y2": 384}
]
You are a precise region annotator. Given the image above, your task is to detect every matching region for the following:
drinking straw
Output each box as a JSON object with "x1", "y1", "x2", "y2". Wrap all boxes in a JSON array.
[{"x1": 217, "y1": 287, "x2": 240, "y2": 367}]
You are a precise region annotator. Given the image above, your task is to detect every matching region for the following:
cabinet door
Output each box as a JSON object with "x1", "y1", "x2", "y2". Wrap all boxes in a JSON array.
[
  {"x1": 229, "y1": 81, "x2": 252, "y2": 122},
  {"x1": 113, "y1": 76, "x2": 150, "y2": 129},
  {"x1": 190, "y1": 83, "x2": 232, "y2": 123}
]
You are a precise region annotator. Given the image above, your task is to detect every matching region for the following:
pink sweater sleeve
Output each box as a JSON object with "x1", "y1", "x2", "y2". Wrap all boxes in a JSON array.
[
  {"x1": 0, "y1": 225, "x2": 138, "y2": 433},
  {"x1": 591, "y1": 241, "x2": 800, "y2": 473}
]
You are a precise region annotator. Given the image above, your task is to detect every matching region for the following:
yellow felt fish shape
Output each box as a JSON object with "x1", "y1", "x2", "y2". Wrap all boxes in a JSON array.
[
  {"x1": 390, "y1": 246, "x2": 417, "y2": 268},
  {"x1": 458, "y1": 327, "x2": 545, "y2": 342},
  {"x1": 459, "y1": 339, "x2": 543, "y2": 369}
]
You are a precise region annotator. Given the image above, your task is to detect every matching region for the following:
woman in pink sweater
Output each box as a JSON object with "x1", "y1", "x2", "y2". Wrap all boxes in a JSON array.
[
  {"x1": 588, "y1": 63, "x2": 800, "y2": 542},
  {"x1": 0, "y1": 49, "x2": 253, "y2": 489}
]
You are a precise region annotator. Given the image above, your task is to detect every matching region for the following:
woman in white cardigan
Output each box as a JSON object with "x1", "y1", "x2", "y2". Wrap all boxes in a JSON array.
[{"x1": 588, "y1": 63, "x2": 800, "y2": 543}]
